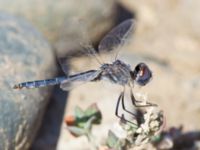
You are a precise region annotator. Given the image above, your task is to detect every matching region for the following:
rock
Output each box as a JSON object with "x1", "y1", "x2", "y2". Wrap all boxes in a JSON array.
[
  {"x1": 0, "y1": 0, "x2": 116, "y2": 55},
  {"x1": 0, "y1": 12, "x2": 55, "y2": 149}
]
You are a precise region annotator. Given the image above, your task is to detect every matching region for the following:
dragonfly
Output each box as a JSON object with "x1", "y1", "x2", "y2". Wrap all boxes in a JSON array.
[{"x1": 13, "y1": 19, "x2": 157, "y2": 125}]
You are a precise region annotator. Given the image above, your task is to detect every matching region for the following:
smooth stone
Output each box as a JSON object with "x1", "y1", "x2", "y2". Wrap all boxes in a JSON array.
[
  {"x1": 0, "y1": 12, "x2": 55, "y2": 149},
  {"x1": 0, "y1": 0, "x2": 116, "y2": 55}
]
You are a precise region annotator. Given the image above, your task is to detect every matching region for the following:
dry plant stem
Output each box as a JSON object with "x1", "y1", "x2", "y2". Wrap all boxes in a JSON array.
[
  {"x1": 86, "y1": 133, "x2": 99, "y2": 150},
  {"x1": 85, "y1": 116, "x2": 99, "y2": 150}
]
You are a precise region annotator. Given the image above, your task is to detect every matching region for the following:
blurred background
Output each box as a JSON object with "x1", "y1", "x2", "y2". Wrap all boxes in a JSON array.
[{"x1": 1, "y1": 0, "x2": 200, "y2": 149}]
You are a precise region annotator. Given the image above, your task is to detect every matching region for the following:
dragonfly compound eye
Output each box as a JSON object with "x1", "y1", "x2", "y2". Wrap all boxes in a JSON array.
[{"x1": 134, "y1": 63, "x2": 152, "y2": 86}]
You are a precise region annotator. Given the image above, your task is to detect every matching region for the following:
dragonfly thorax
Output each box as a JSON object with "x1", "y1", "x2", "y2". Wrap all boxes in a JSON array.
[{"x1": 99, "y1": 60, "x2": 132, "y2": 85}]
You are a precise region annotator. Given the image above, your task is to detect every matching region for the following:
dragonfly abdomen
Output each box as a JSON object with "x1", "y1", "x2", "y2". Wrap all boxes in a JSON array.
[{"x1": 13, "y1": 76, "x2": 67, "y2": 89}]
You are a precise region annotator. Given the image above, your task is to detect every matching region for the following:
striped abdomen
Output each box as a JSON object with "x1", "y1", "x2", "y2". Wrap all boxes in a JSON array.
[
  {"x1": 13, "y1": 70, "x2": 100, "y2": 90},
  {"x1": 13, "y1": 77, "x2": 67, "y2": 89}
]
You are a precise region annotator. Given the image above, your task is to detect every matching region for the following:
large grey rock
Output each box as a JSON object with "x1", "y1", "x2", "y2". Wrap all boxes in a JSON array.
[
  {"x1": 0, "y1": 12, "x2": 55, "y2": 149},
  {"x1": 0, "y1": 0, "x2": 116, "y2": 55}
]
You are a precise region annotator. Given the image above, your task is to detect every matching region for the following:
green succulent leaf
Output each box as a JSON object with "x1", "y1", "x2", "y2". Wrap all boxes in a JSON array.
[
  {"x1": 74, "y1": 106, "x2": 85, "y2": 118},
  {"x1": 74, "y1": 103, "x2": 102, "y2": 127},
  {"x1": 107, "y1": 130, "x2": 123, "y2": 149},
  {"x1": 66, "y1": 103, "x2": 102, "y2": 137},
  {"x1": 67, "y1": 126, "x2": 86, "y2": 137}
]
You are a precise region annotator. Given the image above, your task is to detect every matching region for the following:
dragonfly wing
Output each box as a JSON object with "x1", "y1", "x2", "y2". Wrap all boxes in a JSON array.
[
  {"x1": 76, "y1": 18, "x2": 103, "y2": 64},
  {"x1": 60, "y1": 80, "x2": 87, "y2": 91},
  {"x1": 60, "y1": 70, "x2": 101, "y2": 91},
  {"x1": 58, "y1": 18, "x2": 103, "y2": 75},
  {"x1": 58, "y1": 19, "x2": 135, "y2": 82},
  {"x1": 98, "y1": 19, "x2": 135, "y2": 59},
  {"x1": 58, "y1": 57, "x2": 70, "y2": 75}
]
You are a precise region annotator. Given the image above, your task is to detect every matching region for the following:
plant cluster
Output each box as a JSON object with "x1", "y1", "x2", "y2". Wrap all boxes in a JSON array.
[{"x1": 65, "y1": 94, "x2": 165, "y2": 150}]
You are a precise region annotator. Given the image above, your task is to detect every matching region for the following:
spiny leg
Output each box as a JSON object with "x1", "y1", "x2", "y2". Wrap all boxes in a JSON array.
[
  {"x1": 115, "y1": 92, "x2": 123, "y2": 117},
  {"x1": 121, "y1": 88, "x2": 148, "y2": 125},
  {"x1": 115, "y1": 91, "x2": 138, "y2": 126},
  {"x1": 128, "y1": 83, "x2": 144, "y2": 103},
  {"x1": 130, "y1": 87, "x2": 157, "y2": 107},
  {"x1": 121, "y1": 88, "x2": 138, "y2": 117}
]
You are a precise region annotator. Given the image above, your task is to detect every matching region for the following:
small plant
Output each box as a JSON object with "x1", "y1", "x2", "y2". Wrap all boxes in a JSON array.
[
  {"x1": 65, "y1": 94, "x2": 165, "y2": 150},
  {"x1": 105, "y1": 107, "x2": 164, "y2": 150},
  {"x1": 65, "y1": 103, "x2": 102, "y2": 149}
]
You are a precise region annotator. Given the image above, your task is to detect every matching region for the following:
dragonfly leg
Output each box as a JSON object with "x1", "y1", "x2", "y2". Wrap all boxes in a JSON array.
[
  {"x1": 130, "y1": 88, "x2": 157, "y2": 107},
  {"x1": 115, "y1": 91, "x2": 138, "y2": 126},
  {"x1": 121, "y1": 91, "x2": 138, "y2": 117},
  {"x1": 115, "y1": 92, "x2": 123, "y2": 117}
]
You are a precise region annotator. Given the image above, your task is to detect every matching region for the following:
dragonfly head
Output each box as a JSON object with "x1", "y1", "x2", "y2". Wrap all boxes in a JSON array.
[{"x1": 131, "y1": 63, "x2": 152, "y2": 86}]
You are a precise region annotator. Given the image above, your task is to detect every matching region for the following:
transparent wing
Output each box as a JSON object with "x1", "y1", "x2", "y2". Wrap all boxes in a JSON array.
[
  {"x1": 60, "y1": 80, "x2": 87, "y2": 91},
  {"x1": 58, "y1": 57, "x2": 70, "y2": 75},
  {"x1": 58, "y1": 19, "x2": 135, "y2": 86},
  {"x1": 58, "y1": 18, "x2": 105, "y2": 76},
  {"x1": 76, "y1": 18, "x2": 103, "y2": 65},
  {"x1": 98, "y1": 19, "x2": 135, "y2": 56},
  {"x1": 60, "y1": 70, "x2": 101, "y2": 91}
]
